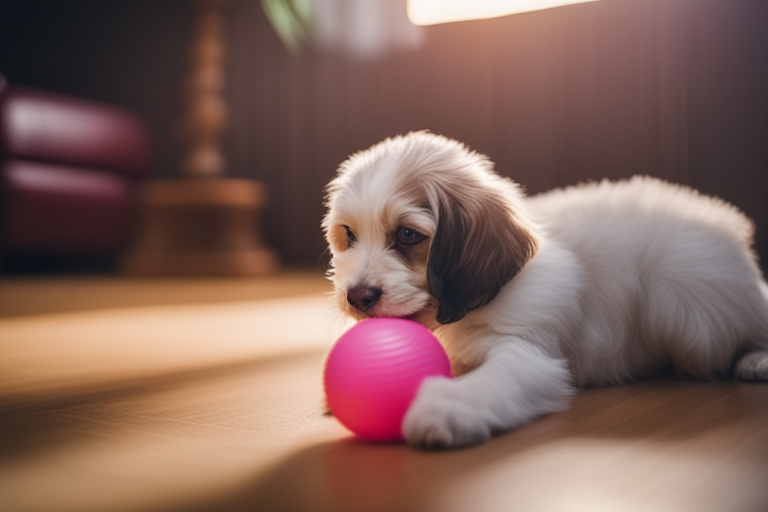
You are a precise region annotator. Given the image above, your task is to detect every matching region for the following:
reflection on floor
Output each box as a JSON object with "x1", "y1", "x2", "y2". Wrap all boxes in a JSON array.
[{"x1": 1, "y1": 271, "x2": 767, "y2": 512}]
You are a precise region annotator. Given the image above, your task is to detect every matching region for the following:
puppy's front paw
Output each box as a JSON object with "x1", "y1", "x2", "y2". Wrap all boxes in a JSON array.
[{"x1": 402, "y1": 377, "x2": 492, "y2": 449}]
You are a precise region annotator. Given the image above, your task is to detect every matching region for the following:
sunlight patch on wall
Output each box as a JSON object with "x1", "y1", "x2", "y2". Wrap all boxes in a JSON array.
[{"x1": 407, "y1": 0, "x2": 604, "y2": 26}]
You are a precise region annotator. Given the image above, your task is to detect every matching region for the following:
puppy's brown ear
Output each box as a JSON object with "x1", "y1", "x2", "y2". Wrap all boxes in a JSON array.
[{"x1": 427, "y1": 188, "x2": 538, "y2": 324}]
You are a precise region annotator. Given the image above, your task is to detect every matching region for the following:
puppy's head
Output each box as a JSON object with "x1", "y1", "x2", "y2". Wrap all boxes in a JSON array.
[{"x1": 323, "y1": 131, "x2": 539, "y2": 327}]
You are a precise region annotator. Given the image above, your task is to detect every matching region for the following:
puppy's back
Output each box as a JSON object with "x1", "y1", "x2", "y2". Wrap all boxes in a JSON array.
[{"x1": 527, "y1": 176, "x2": 756, "y2": 270}]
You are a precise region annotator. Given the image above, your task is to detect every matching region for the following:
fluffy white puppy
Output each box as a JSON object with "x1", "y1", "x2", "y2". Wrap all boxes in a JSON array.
[{"x1": 323, "y1": 131, "x2": 768, "y2": 448}]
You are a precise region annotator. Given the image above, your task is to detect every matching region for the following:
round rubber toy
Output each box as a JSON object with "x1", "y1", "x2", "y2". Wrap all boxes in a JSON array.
[{"x1": 324, "y1": 317, "x2": 452, "y2": 441}]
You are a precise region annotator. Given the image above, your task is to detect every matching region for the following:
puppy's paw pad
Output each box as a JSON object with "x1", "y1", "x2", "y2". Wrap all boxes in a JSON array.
[
  {"x1": 735, "y1": 351, "x2": 768, "y2": 381},
  {"x1": 402, "y1": 377, "x2": 492, "y2": 449}
]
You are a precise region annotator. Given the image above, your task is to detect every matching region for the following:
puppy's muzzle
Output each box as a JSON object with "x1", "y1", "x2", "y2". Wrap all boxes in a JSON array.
[{"x1": 347, "y1": 285, "x2": 382, "y2": 314}]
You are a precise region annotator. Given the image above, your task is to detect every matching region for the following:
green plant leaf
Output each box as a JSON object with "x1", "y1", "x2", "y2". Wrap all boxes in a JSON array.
[{"x1": 261, "y1": 0, "x2": 313, "y2": 55}]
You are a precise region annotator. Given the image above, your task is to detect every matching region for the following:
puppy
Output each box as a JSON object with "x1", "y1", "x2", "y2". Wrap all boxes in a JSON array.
[{"x1": 323, "y1": 131, "x2": 768, "y2": 448}]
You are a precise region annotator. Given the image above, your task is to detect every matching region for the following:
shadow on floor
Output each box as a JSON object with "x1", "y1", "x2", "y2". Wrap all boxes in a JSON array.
[{"x1": 172, "y1": 379, "x2": 768, "y2": 512}]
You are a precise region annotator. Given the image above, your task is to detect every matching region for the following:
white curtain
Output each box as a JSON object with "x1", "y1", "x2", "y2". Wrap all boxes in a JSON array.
[{"x1": 313, "y1": 0, "x2": 424, "y2": 59}]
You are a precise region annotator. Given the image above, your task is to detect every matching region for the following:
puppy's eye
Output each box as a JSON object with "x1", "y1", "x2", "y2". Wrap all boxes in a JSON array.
[
  {"x1": 343, "y1": 225, "x2": 357, "y2": 245},
  {"x1": 397, "y1": 227, "x2": 426, "y2": 247}
]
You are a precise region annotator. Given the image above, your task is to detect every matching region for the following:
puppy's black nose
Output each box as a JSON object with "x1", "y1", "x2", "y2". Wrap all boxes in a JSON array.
[{"x1": 347, "y1": 285, "x2": 382, "y2": 313}]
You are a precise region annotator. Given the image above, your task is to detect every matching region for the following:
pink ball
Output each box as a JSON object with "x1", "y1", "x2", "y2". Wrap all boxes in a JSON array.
[{"x1": 324, "y1": 318, "x2": 452, "y2": 442}]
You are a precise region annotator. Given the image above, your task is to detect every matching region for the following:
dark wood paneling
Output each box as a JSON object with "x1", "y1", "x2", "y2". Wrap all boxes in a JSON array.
[
  {"x1": 225, "y1": 0, "x2": 765, "y2": 265},
  {"x1": 684, "y1": 0, "x2": 768, "y2": 266}
]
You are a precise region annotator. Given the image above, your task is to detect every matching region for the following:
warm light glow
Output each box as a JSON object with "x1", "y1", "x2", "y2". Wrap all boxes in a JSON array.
[{"x1": 407, "y1": 0, "x2": 604, "y2": 26}]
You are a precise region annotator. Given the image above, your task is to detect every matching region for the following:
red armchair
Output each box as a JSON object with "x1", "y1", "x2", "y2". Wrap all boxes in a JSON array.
[{"x1": 0, "y1": 75, "x2": 151, "y2": 271}]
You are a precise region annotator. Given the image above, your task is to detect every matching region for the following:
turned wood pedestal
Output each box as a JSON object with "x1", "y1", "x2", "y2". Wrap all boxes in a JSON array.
[{"x1": 121, "y1": 178, "x2": 280, "y2": 276}]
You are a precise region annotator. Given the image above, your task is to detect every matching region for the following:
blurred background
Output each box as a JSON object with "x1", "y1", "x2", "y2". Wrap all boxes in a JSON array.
[
  {"x1": 1, "y1": 0, "x2": 766, "y2": 272},
  {"x1": 2, "y1": 4, "x2": 768, "y2": 510}
]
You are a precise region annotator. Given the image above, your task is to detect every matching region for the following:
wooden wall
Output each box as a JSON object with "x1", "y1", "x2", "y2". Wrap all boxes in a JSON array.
[{"x1": 1, "y1": 0, "x2": 766, "y2": 268}]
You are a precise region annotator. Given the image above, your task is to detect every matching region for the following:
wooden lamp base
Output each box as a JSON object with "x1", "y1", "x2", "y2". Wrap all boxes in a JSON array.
[{"x1": 121, "y1": 178, "x2": 280, "y2": 276}]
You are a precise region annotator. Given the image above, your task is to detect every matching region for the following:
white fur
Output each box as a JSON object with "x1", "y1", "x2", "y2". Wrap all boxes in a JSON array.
[{"x1": 324, "y1": 131, "x2": 768, "y2": 448}]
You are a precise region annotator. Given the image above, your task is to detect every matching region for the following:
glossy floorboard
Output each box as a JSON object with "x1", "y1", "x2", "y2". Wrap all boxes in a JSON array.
[{"x1": 1, "y1": 273, "x2": 767, "y2": 512}]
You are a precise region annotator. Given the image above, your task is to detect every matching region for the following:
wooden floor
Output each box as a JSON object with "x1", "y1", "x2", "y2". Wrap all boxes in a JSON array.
[{"x1": 1, "y1": 271, "x2": 767, "y2": 512}]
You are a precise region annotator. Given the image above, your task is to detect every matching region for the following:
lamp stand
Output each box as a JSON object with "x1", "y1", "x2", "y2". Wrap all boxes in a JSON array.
[{"x1": 122, "y1": 0, "x2": 279, "y2": 276}]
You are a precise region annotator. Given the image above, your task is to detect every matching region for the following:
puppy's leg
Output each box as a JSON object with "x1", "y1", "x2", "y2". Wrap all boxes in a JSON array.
[
  {"x1": 734, "y1": 282, "x2": 768, "y2": 381},
  {"x1": 402, "y1": 340, "x2": 574, "y2": 449},
  {"x1": 734, "y1": 351, "x2": 768, "y2": 381}
]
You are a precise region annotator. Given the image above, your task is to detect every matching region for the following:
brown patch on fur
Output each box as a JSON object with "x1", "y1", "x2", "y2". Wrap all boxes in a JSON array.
[
  {"x1": 427, "y1": 185, "x2": 539, "y2": 324},
  {"x1": 393, "y1": 230, "x2": 431, "y2": 265},
  {"x1": 328, "y1": 224, "x2": 349, "y2": 252},
  {"x1": 387, "y1": 186, "x2": 433, "y2": 274}
]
